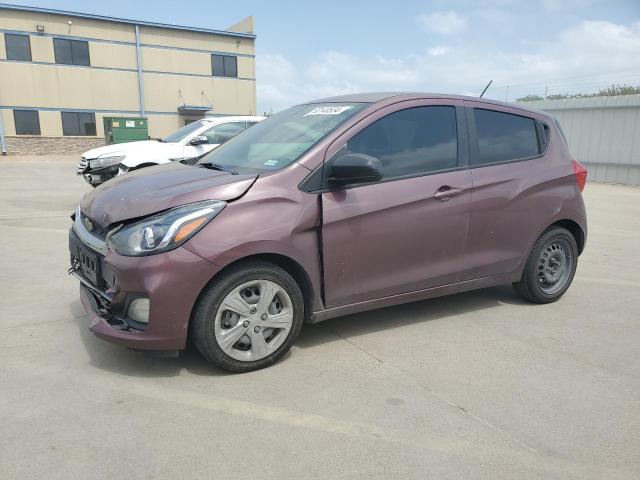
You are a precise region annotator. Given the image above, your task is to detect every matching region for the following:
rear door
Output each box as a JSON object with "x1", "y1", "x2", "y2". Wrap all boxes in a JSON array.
[
  {"x1": 321, "y1": 99, "x2": 472, "y2": 308},
  {"x1": 463, "y1": 101, "x2": 550, "y2": 279}
]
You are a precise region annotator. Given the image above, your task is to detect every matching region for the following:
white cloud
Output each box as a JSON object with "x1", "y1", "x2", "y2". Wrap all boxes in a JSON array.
[
  {"x1": 427, "y1": 45, "x2": 451, "y2": 56},
  {"x1": 256, "y1": 20, "x2": 640, "y2": 112},
  {"x1": 416, "y1": 11, "x2": 468, "y2": 35}
]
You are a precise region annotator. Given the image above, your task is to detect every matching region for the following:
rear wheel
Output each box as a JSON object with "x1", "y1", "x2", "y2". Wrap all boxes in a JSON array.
[
  {"x1": 192, "y1": 260, "x2": 304, "y2": 372},
  {"x1": 513, "y1": 227, "x2": 578, "y2": 304}
]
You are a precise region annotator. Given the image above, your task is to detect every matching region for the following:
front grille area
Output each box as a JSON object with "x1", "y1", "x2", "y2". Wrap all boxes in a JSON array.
[{"x1": 79, "y1": 211, "x2": 109, "y2": 240}]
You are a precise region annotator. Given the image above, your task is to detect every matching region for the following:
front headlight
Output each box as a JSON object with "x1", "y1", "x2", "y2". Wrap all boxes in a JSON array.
[
  {"x1": 109, "y1": 200, "x2": 226, "y2": 256},
  {"x1": 90, "y1": 154, "x2": 126, "y2": 169}
]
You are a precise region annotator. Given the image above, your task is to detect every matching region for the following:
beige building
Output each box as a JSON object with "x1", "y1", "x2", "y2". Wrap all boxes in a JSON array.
[{"x1": 0, "y1": 4, "x2": 256, "y2": 154}]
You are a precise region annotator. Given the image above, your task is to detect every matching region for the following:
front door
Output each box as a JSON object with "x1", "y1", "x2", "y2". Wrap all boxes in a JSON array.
[{"x1": 322, "y1": 101, "x2": 472, "y2": 308}]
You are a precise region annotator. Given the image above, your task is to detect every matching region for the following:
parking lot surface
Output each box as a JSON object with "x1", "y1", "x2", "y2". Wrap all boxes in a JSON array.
[{"x1": 1, "y1": 158, "x2": 639, "y2": 479}]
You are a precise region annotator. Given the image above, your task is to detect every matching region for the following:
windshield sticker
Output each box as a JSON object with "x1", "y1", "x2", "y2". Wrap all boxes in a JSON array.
[
  {"x1": 264, "y1": 159, "x2": 280, "y2": 167},
  {"x1": 304, "y1": 106, "x2": 354, "y2": 117}
]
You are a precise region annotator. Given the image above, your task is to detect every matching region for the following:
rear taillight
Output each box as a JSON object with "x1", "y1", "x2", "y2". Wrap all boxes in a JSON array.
[{"x1": 572, "y1": 159, "x2": 588, "y2": 192}]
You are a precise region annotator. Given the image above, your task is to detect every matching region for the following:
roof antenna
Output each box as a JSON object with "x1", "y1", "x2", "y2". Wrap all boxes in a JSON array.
[{"x1": 479, "y1": 80, "x2": 493, "y2": 98}]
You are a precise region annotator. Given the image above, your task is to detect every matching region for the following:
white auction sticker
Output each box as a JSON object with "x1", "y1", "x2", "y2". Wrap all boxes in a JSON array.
[{"x1": 304, "y1": 106, "x2": 354, "y2": 116}]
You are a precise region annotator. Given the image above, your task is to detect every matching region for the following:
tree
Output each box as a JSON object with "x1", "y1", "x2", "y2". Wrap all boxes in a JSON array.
[{"x1": 518, "y1": 84, "x2": 640, "y2": 102}]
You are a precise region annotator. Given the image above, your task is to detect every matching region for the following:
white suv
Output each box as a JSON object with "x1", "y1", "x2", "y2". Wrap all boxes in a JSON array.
[{"x1": 77, "y1": 115, "x2": 264, "y2": 186}]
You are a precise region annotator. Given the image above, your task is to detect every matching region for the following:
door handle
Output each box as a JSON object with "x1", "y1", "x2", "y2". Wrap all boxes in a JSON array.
[{"x1": 434, "y1": 186, "x2": 463, "y2": 201}]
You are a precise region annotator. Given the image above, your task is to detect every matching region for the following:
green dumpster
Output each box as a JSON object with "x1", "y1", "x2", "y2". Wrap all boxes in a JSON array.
[{"x1": 103, "y1": 117, "x2": 148, "y2": 145}]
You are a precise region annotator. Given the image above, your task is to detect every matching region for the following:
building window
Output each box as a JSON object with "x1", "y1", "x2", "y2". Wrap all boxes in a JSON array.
[
  {"x1": 62, "y1": 112, "x2": 96, "y2": 136},
  {"x1": 5, "y1": 33, "x2": 32, "y2": 61},
  {"x1": 53, "y1": 38, "x2": 90, "y2": 66},
  {"x1": 13, "y1": 110, "x2": 40, "y2": 135},
  {"x1": 212, "y1": 54, "x2": 238, "y2": 77}
]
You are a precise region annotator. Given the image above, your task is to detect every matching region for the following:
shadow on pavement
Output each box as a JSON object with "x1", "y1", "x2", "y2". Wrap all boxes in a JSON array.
[
  {"x1": 71, "y1": 284, "x2": 525, "y2": 378},
  {"x1": 297, "y1": 284, "x2": 526, "y2": 348}
]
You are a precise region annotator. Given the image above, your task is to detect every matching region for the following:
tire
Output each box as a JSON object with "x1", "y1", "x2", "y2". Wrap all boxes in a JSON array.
[
  {"x1": 513, "y1": 226, "x2": 578, "y2": 304},
  {"x1": 192, "y1": 260, "x2": 304, "y2": 373}
]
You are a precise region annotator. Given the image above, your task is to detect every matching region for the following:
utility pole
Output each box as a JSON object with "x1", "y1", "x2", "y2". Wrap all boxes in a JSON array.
[{"x1": 505, "y1": 86, "x2": 509, "y2": 102}]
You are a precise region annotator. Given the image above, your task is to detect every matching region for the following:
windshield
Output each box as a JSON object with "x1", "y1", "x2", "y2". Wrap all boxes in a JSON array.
[
  {"x1": 162, "y1": 120, "x2": 208, "y2": 143},
  {"x1": 198, "y1": 103, "x2": 368, "y2": 172}
]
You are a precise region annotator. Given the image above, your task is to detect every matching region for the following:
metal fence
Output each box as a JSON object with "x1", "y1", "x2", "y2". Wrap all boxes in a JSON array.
[{"x1": 518, "y1": 94, "x2": 640, "y2": 186}]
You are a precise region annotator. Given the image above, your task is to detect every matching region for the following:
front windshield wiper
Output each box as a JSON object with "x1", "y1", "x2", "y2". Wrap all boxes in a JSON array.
[
  {"x1": 156, "y1": 138, "x2": 166, "y2": 142},
  {"x1": 200, "y1": 162, "x2": 238, "y2": 175}
]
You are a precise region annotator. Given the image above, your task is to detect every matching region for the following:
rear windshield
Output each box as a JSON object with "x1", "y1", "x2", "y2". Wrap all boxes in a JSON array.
[{"x1": 198, "y1": 103, "x2": 368, "y2": 173}]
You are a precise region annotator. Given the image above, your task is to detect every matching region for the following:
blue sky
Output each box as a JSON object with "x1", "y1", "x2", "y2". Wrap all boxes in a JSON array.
[{"x1": 6, "y1": 0, "x2": 640, "y2": 112}]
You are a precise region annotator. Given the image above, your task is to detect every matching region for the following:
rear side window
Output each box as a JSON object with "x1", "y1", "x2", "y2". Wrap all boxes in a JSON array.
[
  {"x1": 346, "y1": 106, "x2": 458, "y2": 180},
  {"x1": 473, "y1": 109, "x2": 539, "y2": 165}
]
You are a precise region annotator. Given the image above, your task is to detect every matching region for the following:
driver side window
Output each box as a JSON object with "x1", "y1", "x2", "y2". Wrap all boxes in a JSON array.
[
  {"x1": 346, "y1": 106, "x2": 458, "y2": 180},
  {"x1": 201, "y1": 122, "x2": 246, "y2": 145}
]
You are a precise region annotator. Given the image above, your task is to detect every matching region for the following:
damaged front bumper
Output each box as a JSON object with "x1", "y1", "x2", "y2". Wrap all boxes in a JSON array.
[
  {"x1": 76, "y1": 157, "x2": 123, "y2": 186},
  {"x1": 68, "y1": 212, "x2": 222, "y2": 351}
]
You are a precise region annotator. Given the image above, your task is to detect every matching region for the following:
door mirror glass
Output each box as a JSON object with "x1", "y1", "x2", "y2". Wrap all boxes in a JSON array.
[
  {"x1": 189, "y1": 135, "x2": 209, "y2": 146},
  {"x1": 328, "y1": 153, "x2": 383, "y2": 186}
]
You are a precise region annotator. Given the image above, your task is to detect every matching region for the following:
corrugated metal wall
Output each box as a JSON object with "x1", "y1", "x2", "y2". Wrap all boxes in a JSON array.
[{"x1": 519, "y1": 95, "x2": 640, "y2": 186}]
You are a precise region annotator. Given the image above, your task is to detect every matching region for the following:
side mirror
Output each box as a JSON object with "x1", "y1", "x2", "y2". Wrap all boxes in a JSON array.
[
  {"x1": 189, "y1": 135, "x2": 209, "y2": 146},
  {"x1": 328, "y1": 153, "x2": 383, "y2": 186}
]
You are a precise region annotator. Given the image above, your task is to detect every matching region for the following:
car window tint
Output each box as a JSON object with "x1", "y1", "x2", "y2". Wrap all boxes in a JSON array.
[
  {"x1": 474, "y1": 109, "x2": 539, "y2": 165},
  {"x1": 202, "y1": 122, "x2": 246, "y2": 144},
  {"x1": 346, "y1": 106, "x2": 458, "y2": 180}
]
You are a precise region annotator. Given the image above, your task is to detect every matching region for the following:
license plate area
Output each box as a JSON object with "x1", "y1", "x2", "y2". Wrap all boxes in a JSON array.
[{"x1": 75, "y1": 244, "x2": 101, "y2": 287}]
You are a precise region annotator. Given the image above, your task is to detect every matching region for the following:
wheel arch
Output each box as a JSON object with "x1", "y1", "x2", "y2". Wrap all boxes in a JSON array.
[
  {"x1": 188, "y1": 253, "x2": 317, "y2": 340},
  {"x1": 549, "y1": 219, "x2": 585, "y2": 254}
]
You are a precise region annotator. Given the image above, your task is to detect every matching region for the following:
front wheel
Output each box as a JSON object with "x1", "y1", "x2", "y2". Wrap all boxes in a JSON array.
[
  {"x1": 513, "y1": 226, "x2": 578, "y2": 304},
  {"x1": 192, "y1": 260, "x2": 304, "y2": 373}
]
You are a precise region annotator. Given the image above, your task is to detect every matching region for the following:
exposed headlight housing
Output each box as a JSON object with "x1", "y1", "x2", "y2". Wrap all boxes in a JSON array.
[
  {"x1": 109, "y1": 200, "x2": 226, "y2": 256},
  {"x1": 89, "y1": 154, "x2": 126, "y2": 169}
]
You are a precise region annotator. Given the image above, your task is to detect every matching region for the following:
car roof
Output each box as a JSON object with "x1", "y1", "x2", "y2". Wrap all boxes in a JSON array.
[{"x1": 308, "y1": 92, "x2": 548, "y2": 118}]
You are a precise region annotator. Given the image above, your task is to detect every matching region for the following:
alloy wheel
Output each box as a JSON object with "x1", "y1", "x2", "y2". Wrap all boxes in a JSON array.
[{"x1": 214, "y1": 280, "x2": 294, "y2": 362}]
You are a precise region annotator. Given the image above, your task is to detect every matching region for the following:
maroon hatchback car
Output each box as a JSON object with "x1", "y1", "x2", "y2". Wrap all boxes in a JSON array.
[{"x1": 69, "y1": 93, "x2": 587, "y2": 372}]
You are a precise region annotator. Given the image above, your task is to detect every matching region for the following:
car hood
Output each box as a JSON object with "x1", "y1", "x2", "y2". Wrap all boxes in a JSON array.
[
  {"x1": 80, "y1": 162, "x2": 257, "y2": 227},
  {"x1": 82, "y1": 140, "x2": 170, "y2": 160}
]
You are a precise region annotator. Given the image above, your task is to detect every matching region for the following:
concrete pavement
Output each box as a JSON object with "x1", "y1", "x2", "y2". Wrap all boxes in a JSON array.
[{"x1": 1, "y1": 159, "x2": 638, "y2": 479}]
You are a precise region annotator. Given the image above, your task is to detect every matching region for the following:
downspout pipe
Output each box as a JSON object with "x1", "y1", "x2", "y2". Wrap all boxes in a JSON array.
[
  {"x1": 135, "y1": 24, "x2": 145, "y2": 117},
  {"x1": 0, "y1": 111, "x2": 7, "y2": 155}
]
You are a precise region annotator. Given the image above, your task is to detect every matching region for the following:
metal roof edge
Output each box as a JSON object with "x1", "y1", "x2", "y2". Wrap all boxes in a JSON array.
[{"x1": 0, "y1": 2, "x2": 256, "y2": 39}]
